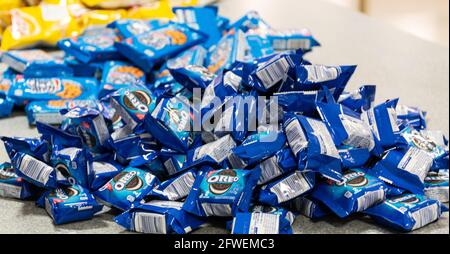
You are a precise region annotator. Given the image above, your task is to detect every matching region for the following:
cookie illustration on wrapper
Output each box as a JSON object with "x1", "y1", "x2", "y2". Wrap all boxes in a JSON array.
[
  {"x1": 336, "y1": 170, "x2": 368, "y2": 187},
  {"x1": 113, "y1": 171, "x2": 144, "y2": 191},
  {"x1": 208, "y1": 169, "x2": 238, "y2": 195},
  {"x1": 123, "y1": 90, "x2": 152, "y2": 113},
  {"x1": 50, "y1": 186, "x2": 79, "y2": 200},
  {"x1": 392, "y1": 194, "x2": 420, "y2": 204}
]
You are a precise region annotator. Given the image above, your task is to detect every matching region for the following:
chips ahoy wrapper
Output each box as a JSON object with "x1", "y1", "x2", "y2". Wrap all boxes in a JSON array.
[
  {"x1": 183, "y1": 167, "x2": 260, "y2": 217},
  {"x1": 364, "y1": 193, "x2": 448, "y2": 232},
  {"x1": 0, "y1": 162, "x2": 35, "y2": 200},
  {"x1": 115, "y1": 200, "x2": 206, "y2": 234},
  {"x1": 107, "y1": 19, "x2": 169, "y2": 39},
  {"x1": 37, "y1": 184, "x2": 103, "y2": 225},
  {"x1": 94, "y1": 167, "x2": 159, "y2": 211},
  {"x1": 99, "y1": 61, "x2": 146, "y2": 99}
]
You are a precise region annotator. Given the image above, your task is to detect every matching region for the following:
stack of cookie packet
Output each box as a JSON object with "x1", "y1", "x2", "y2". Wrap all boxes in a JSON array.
[{"x1": 0, "y1": 5, "x2": 448, "y2": 234}]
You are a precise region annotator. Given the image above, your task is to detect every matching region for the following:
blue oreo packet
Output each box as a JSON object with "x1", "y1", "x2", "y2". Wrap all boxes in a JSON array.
[
  {"x1": 64, "y1": 55, "x2": 103, "y2": 77},
  {"x1": 424, "y1": 169, "x2": 449, "y2": 203},
  {"x1": 370, "y1": 147, "x2": 434, "y2": 195},
  {"x1": 88, "y1": 157, "x2": 123, "y2": 191},
  {"x1": 231, "y1": 206, "x2": 294, "y2": 234},
  {"x1": 338, "y1": 146, "x2": 371, "y2": 169},
  {"x1": 169, "y1": 65, "x2": 216, "y2": 91},
  {"x1": 185, "y1": 135, "x2": 236, "y2": 170},
  {"x1": 58, "y1": 28, "x2": 123, "y2": 63},
  {"x1": 115, "y1": 200, "x2": 206, "y2": 234},
  {"x1": 182, "y1": 167, "x2": 260, "y2": 217},
  {"x1": 107, "y1": 19, "x2": 169, "y2": 39},
  {"x1": 50, "y1": 146, "x2": 90, "y2": 188},
  {"x1": 338, "y1": 85, "x2": 376, "y2": 113},
  {"x1": 258, "y1": 171, "x2": 315, "y2": 206},
  {"x1": 94, "y1": 167, "x2": 160, "y2": 211},
  {"x1": 99, "y1": 61, "x2": 146, "y2": 99},
  {"x1": 11, "y1": 152, "x2": 58, "y2": 189},
  {"x1": 159, "y1": 148, "x2": 188, "y2": 177},
  {"x1": 148, "y1": 169, "x2": 196, "y2": 201},
  {"x1": 0, "y1": 162, "x2": 35, "y2": 199},
  {"x1": 287, "y1": 195, "x2": 330, "y2": 220},
  {"x1": 1, "y1": 49, "x2": 73, "y2": 78},
  {"x1": 283, "y1": 113, "x2": 342, "y2": 182},
  {"x1": 37, "y1": 184, "x2": 103, "y2": 225},
  {"x1": 227, "y1": 130, "x2": 287, "y2": 169},
  {"x1": 1, "y1": 136, "x2": 49, "y2": 162},
  {"x1": 311, "y1": 169, "x2": 387, "y2": 218},
  {"x1": 109, "y1": 133, "x2": 158, "y2": 163},
  {"x1": 114, "y1": 23, "x2": 207, "y2": 72},
  {"x1": 396, "y1": 105, "x2": 427, "y2": 130},
  {"x1": 256, "y1": 147, "x2": 297, "y2": 185},
  {"x1": 364, "y1": 193, "x2": 448, "y2": 232},
  {"x1": 0, "y1": 93, "x2": 14, "y2": 118},
  {"x1": 274, "y1": 90, "x2": 327, "y2": 117}
]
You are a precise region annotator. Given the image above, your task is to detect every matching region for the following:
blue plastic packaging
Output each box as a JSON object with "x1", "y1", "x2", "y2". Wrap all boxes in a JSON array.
[
  {"x1": 99, "y1": 61, "x2": 146, "y2": 98},
  {"x1": 149, "y1": 169, "x2": 196, "y2": 201},
  {"x1": 0, "y1": 162, "x2": 35, "y2": 199}
]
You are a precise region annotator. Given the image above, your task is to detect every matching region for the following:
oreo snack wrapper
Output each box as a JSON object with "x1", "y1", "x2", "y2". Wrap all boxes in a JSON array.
[
  {"x1": 424, "y1": 169, "x2": 449, "y2": 203},
  {"x1": 246, "y1": 35, "x2": 275, "y2": 59},
  {"x1": 283, "y1": 113, "x2": 342, "y2": 181},
  {"x1": 99, "y1": 61, "x2": 146, "y2": 99},
  {"x1": 148, "y1": 170, "x2": 196, "y2": 201},
  {"x1": 183, "y1": 167, "x2": 260, "y2": 217},
  {"x1": 169, "y1": 65, "x2": 216, "y2": 91},
  {"x1": 361, "y1": 99, "x2": 405, "y2": 149},
  {"x1": 396, "y1": 105, "x2": 427, "y2": 130},
  {"x1": 364, "y1": 193, "x2": 448, "y2": 232},
  {"x1": 88, "y1": 158, "x2": 123, "y2": 191},
  {"x1": 227, "y1": 130, "x2": 286, "y2": 169},
  {"x1": 115, "y1": 200, "x2": 206, "y2": 234},
  {"x1": 338, "y1": 85, "x2": 376, "y2": 113},
  {"x1": 109, "y1": 133, "x2": 158, "y2": 163},
  {"x1": 1, "y1": 136, "x2": 49, "y2": 162},
  {"x1": 0, "y1": 162, "x2": 35, "y2": 200},
  {"x1": 37, "y1": 184, "x2": 103, "y2": 225},
  {"x1": 338, "y1": 146, "x2": 371, "y2": 169},
  {"x1": 371, "y1": 147, "x2": 433, "y2": 194},
  {"x1": 173, "y1": 6, "x2": 222, "y2": 48},
  {"x1": 94, "y1": 167, "x2": 159, "y2": 211},
  {"x1": 288, "y1": 65, "x2": 356, "y2": 100},
  {"x1": 231, "y1": 206, "x2": 294, "y2": 234},
  {"x1": 316, "y1": 102, "x2": 380, "y2": 156},
  {"x1": 128, "y1": 150, "x2": 166, "y2": 179},
  {"x1": 185, "y1": 135, "x2": 236, "y2": 170},
  {"x1": 258, "y1": 171, "x2": 315, "y2": 206},
  {"x1": 58, "y1": 28, "x2": 123, "y2": 64},
  {"x1": 311, "y1": 169, "x2": 387, "y2": 218},
  {"x1": 114, "y1": 23, "x2": 207, "y2": 72},
  {"x1": 274, "y1": 89, "x2": 327, "y2": 117},
  {"x1": 8, "y1": 76, "x2": 98, "y2": 105},
  {"x1": 1, "y1": 49, "x2": 73, "y2": 78},
  {"x1": 256, "y1": 148, "x2": 297, "y2": 185},
  {"x1": 107, "y1": 19, "x2": 169, "y2": 39},
  {"x1": 159, "y1": 148, "x2": 188, "y2": 177},
  {"x1": 36, "y1": 122, "x2": 83, "y2": 152},
  {"x1": 144, "y1": 96, "x2": 197, "y2": 153},
  {"x1": 11, "y1": 152, "x2": 58, "y2": 189},
  {"x1": 64, "y1": 55, "x2": 103, "y2": 78},
  {"x1": 288, "y1": 196, "x2": 330, "y2": 220},
  {"x1": 266, "y1": 28, "x2": 320, "y2": 53},
  {"x1": 50, "y1": 147, "x2": 90, "y2": 188},
  {"x1": 25, "y1": 99, "x2": 100, "y2": 125},
  {"x1": 110, "y1": 86, "x2": 157, "y2": 133},
  {"x1": 206, "y1": 30, "x2": 250, "y2": 74},
  {"x1": 60, "y1": 107, "x2": 110, "y2": 154},
  {"x1": 216, "y1": 15, "x2": 230, "y2": 34},
  {"x1": 0, "y1": 93, "x2": 14, "y2": 118}
]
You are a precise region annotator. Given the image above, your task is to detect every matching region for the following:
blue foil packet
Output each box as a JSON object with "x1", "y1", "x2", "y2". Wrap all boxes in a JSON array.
[
  {"x1": 231, "y1": 206, "x2": 294, "y2": 234},
  {"x1": 0, "y1": 162, "x2": 34, "y2": 199},
  {"x1": 149, "y1": 169, "x2": 196, "y2": 201},
  {"x1": 114, "y1": 23, "x2": 207, "y2": 72},
  {"x1": 99, "y1": 61, "x2": 146, "y2": 99},
  {"x1": 311, "y1": 169, "x2": 387, "y2": 218},
  {"x1": 185, "y1": 135, "x2": 236, "y2": 170},
  {"x1": 115, "y1": 200, "x2": 206, "y2": 234},
  {"x1": 88, "y1": 158, "x2": 123, "y2": 191},
  {"x1": 11, "y1": 152, "x2": 58, "y2": 189},
  {"x1": 246, "y1": 35, "x2": 275, "y2": 59},
  {"x1": 50, "y1": 147, "x2": 90, "y2": 188},
  {"x1": 25, "y1": 99, "x2": 100, "y2": 125},
  {"x1": 37, "y1": 184, "x2": 103, "y2": 225},
  {"x1": 107, "y1": 19, "x2": 169, "y2": 39},
  {"x1": 183, "y1": 167, "x2": 260, "y2": 217},
  {"x1": 267, "y1": 28, "x2": 320, "y2": 53},
  {"x1": 283, "y1": 113, "x2": 342, "y2": 181},
  {"x1": 217, "y1": 15, "x2": 230, "y2": 34},
  {"x1": 1, "y1": 136, "x2": 49, "y2": 162},
  {"x1": 0, "y1": 93, "x2": 14, "y2": 118},
  {"x1": 109, "y1": 133, "x2": 158, "y2": 163},
  {"x1": 338, "y1": 146, "x2": 371, "y2": 169},
  {"x1": 8, "y1": 76, "x2": 98, "y2": 105},
  {"x1": 274, "y1": 90, "x2": 327, "y2": 117},
  {"x1": 159, "y1": 148, "x2": 188, "y2": 177},
  {"x1": 58, "y1": 28, "x2": 123, "y2": 63},
  {"x1": 288, "y1": 196, "x2": 331, "y2": 220},
  {"x1": 64, "y1": 55, "x2": 103, "y2": 77},
  {"x1": 255, "y1": 147, "x2": 297, "y2": 185},
  {"x1": 94, "y1": 167, "x2": 159, "y2": 211},
  {"x1": 424, "y1": 169, "x2": 449, "y2": 203},
  {"x1": 370, "y1": 147, "x2": 434, "y2": 194},
  {"x1": 258, "y1": 171, "x2": 315, "y2": 206},
  {"x1": 338, "y1": 85, "x2": 376, "y2": 113},
  {"x1": 169, "y1": 65, "x2": 216, "y2": 91},
  {"x1": 36, "y1": 122, "x2": 83, "y2": 152},
  {"x1": 1, "y1": 49, "x2": 73, "y2": 78},
  {"x1": 174, "y1": 6, "x2": 222, "y2": 48},
  {"x1": 396, "y1": 105, "x2": 427, "y2": 130},
  {"x1": 364, "y1": 193, "x2": 448, "y2": 232}
]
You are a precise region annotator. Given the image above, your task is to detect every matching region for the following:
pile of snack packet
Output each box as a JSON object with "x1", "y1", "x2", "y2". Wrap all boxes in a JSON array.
[{"x1": 0, "y1": 4, "x2": 449, "y2": 234}]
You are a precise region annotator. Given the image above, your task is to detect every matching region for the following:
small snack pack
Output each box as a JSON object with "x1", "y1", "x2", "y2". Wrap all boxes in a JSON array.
[
  {"x1": 107, "y1": 19, "x2": 169, "y2": 39},
  {"x1": 1, "y1": 136, "x2": 50, "y2": 162},
  {"x1": 183, "y1": 167, "x2": 260, "y2": 217},
  {"x1": 255, "y1": 148, "x2": 297, "y2": 185},
  {"x1": 288, "y1": 196, "x2": 330, "y2": 220},
  {"x1": 94, "y1": 167, "x2": 159, "y2": 211},
  {"x1": 231, "y1": 206, "x2": 295, "y2": 234},
  {"x1": 0, "y1": 162, "x2": 34, "y2": 199},
  {"x1": 185, "y1": 135, "x2": 236, "y2": 169},
  {"x1": 169, "y1": 65, "x2": 216, "y2": 91},
  {"x1": 159, "y1": 148, "x2": 188, "y2": 177},
  {"x1": 50, "y1": 147, "x2": 90, "y2": 188},
  {"x1": 1, "y1": 49, "x2": 73, "y2": 78},
  {"x1": 364, "y1": 193, "x2": 448, "y2": 232},
  {"x1": 396, "y1": 105, "x2": 427, "y2": 130},
  {"x1": 88, "y1": 159, "x2": 123, "y2": 191},
  {"x1": 424, "y1": 169, "x2": 449, "y2": 203},
  {"x1": 312, "y1": 169, "x2": 387, "y2": 218},
  {"x1": 338, "y1": 85, "x2": 376, "y2": 113},
  {"x1": 11, "y1": 152, "x2": 58, "y2": 189},
  {"x1": 149, "y1": 170, "x2": 196, "y2": 201},
  {"x1": 115, "y1": 200, "x2": 206, "y2": 234},
  {"x1": 37, "y1": 184, "x2": 103, "y2": 225},
  {"x1": 99, "y1": 61, "x2": 146, "y2": 99}
]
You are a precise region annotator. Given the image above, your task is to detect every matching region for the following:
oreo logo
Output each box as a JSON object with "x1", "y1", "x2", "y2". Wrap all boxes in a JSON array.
[
  {"x1": 113, "y1": 171, "x2": 143, "y2": 191},
  {"x1": 123, "y1": 90, "x2": 151, "y2": 113},
  {"x1": 391, "y1": 194, "x2": 420, "y2": 204},
  {"x1": 207, "y1": 170, "x2": 239, "y2": 195},
  {"x1": 0, "y1": 165, "x2": 16, "y2": 180},
  {"x1": 336, "y1": 171, "x2": 368, "y2": 187},
  {"x1": 52, "y1": 187, "x2": 79, "y2": 200}
]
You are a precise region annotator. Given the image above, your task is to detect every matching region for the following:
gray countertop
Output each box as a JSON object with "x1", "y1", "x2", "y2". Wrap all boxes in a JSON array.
[{"x1": 0, "y1": 0, "x2": 448, "y2": 234}]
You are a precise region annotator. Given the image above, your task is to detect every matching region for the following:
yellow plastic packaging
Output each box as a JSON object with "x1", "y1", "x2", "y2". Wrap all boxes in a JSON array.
[
  {"x1": 81, "y1": 0, "x2": 149, "y2": 9},
  {"x1": 80, "y1": 9, "x2": 127, "y2": 27},
  {"x1": 127, "y1": 0, "x2": 175, "y2": 20},
  {"x1": 169, "y1": 0, "x2": 199, "y2": 7},
  {"x1": 0, "y1": 0, "x2": 23, "y2": 11}
]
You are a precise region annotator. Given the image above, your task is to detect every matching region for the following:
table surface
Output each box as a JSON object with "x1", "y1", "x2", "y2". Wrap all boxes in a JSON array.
[{"x1": 0, "y1": 0, "x2": 448, "y2": 234}]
